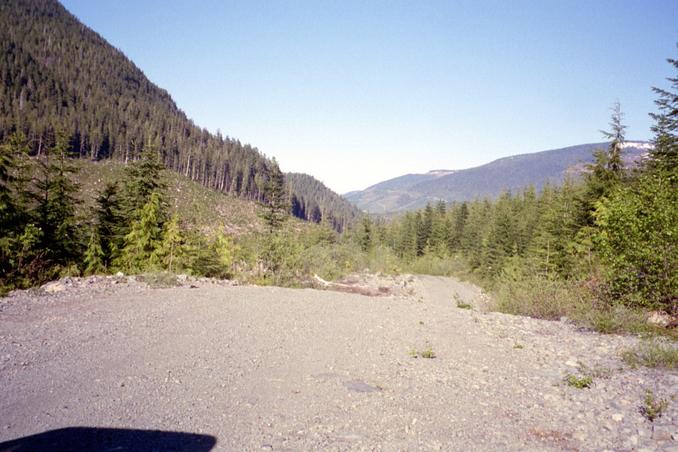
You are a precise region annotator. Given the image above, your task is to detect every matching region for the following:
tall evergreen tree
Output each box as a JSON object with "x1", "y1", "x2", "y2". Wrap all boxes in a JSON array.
[
  {"x1": 357, "y1": 217, "x2": 373, "y2": 252},
  {"x1": 121, "y1": 142, "x2": 167, "y2": 222},
  {"x1": 600, "y1": 101, "x2": 627, "y2": 177},
  {"x1": 648, "y1": 49, "x2": 678, "y2": 180},
  {"x1": 152, "y1": 214, "x2": 185, "y2": 273},
  {"x1": 0, "y1": 132, "x2": 20, "y2": 231},
  {"x1": 261, "y1": 159, "x2": 288, "y2": 232},
  {"x1": 114, "y1": 192, "x2": 163, "y2": 273},
  {"x1": 580, "y1": 104, "x2": 628, "y2": 227},
  {"x1": 83, "y1": 226, "x2": 106, "y2": 275},
  {"x1": 93, "y1": 182, "x2": 124, "y2": 266},
  {"x1": 33, "y1": 130, "x2": 81, "y2": 263}
]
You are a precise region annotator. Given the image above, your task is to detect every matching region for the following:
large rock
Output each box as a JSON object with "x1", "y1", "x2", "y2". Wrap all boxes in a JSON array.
[
  {"x1": 41, "y1": 281, "x2": 66, "y2": 294},
  {"x1": 647, "y1": 311, "x2": 675, "y2": 328}
]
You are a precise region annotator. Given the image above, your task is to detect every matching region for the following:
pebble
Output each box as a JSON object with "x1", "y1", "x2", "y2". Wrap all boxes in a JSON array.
[{"x1": 654, "y1": 426, "x2": 675, "y2": 442}]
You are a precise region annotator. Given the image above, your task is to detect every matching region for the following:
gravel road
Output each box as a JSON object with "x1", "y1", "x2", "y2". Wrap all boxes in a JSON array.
[{"x1": 1, "y1": 275, "x2": 676, "y2": 451}]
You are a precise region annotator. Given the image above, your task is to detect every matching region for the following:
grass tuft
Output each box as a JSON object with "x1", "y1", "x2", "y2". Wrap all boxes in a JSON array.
[
  {"x1": 564, "y1": 374, "x2": 593, "y2": 389},
  {"x1": 622, "y1": 340, "x2": 678, "y2": 369},
  {"x1": 409, "y1": 346, "x2": 437, "y2": 359},
  {"x1": 454, "y1": 293, "x2": 472, "y2": 309},
  {"x1": 640, "y1": 390, "x2": 668, "y2": 422}
]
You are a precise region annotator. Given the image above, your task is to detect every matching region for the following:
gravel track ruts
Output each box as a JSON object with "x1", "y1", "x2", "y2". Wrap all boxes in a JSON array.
[{"x1": 1, "y1": 275, "x2": 676, "y2": 451}]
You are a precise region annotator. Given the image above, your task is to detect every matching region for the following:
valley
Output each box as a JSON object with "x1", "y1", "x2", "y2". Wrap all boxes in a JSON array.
[{"x1": 0, "y1": 1, "x2": 676, "y2": 451}]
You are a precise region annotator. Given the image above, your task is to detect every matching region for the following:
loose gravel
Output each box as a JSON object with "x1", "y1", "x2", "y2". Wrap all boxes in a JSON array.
[{"x1": 0, "y1": 274, "x2": 676, "y2": 451}]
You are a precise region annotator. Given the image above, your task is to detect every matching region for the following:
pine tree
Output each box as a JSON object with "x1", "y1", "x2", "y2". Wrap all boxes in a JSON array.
[
  {"x1": 152, "y1": 214, "x2": 184, "y2": 272},
  {"x1": 261, "y1": 158, "x2": 288, "y2": 232},
  {"x1": 580, "y1": 104, "x2": 628, "y2": 227},
  {"x1": 448, "y1": 202, "x2": 468, "y2": 252},
  {"x1": 121, "y1": 142, "x2": 167, "y2": 223},
  {"x1": 483, "y1": 192, "x2": 517, "y2": 276},
  {"x1": 93, "y1": 182, "x2": 124, "y2": 266},
  {"x1": 0, "y1": 133, "x2": 20, "y2": 231},
  {"x1": 357, "y1": 217, "x2": 373, "y2": 252},
  {"x1": 83, "y1": 226, "x2": 106, "y2": 275},
  {"x1": 114, "y1": 192, "x2": 163, "y2": 273},
  {"x1": 396, "y1": 213, "x2": 417, "y2": 261},
  {"x1": 648, "y1": 50, "x2": 678, "y2": 180},
  {"x1": 33, "y1": 130, "x2": 81, "y2": 263},
  {"x1": 600, "y1": 101, "x2": 627, "y2": 177}
]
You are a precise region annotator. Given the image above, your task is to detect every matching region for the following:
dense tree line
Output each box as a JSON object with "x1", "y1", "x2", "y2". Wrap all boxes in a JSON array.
[{"x1": 0, "y1": 0, "x2": 357, "y2": 230}]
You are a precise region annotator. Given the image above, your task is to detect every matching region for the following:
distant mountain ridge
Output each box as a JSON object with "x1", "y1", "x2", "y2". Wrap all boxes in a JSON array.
[{"x1": 345, "y1": 142, "x2": 650, "y2": 214}]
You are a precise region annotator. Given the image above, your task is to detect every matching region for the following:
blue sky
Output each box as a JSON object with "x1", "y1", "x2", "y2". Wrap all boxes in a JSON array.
[{"x1": 61, "y1": 0, "x2": 678, "y2": 193}]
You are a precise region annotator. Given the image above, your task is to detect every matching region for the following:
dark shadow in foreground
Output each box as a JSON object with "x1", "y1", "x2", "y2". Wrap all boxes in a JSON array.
[{"x1": 0, "y1": 427, "x2": 217, "y2": 452}]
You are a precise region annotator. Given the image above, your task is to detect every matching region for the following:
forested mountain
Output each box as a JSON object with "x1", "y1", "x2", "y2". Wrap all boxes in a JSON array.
[
  {"x1": 0, "y1": 0, "x2": 355, "y2": 229},
  {"x1": 346, "y1": 142, "x2": 649, "y2": 213},
  {"x1": 286, "y1": 173, "x2": 361, "y2": 232}
]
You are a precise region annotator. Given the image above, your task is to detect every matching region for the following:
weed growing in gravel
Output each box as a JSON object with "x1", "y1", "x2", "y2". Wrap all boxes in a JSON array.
[
  {"x1": 641, "y1": 390, "x2": 668, "y2": 422},
  {"x1": 454, "y1": 294, "x2": 472, "y2": 309},
  {"x1": 564, "y1": 374, "x2": 593, "y2": 389},
  {"x1": 513, "y1": 342, "x2": 524, "y2": 349},
  {"x1": 577, "y1": 363, "x2": 613, "y2": 379},
  {"x1": 622, "y1": 340, "x2": 678, "y2": 369},
  {"x1": 409, "y1": 347, "x2": 437, "y2": 359},
  {"x1": 420, "y1": 347, "x2": 436, "y2": 359}
]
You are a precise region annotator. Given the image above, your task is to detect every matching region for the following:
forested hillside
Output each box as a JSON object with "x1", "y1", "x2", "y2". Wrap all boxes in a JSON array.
[
  {"x1": 0, "y1": 0, "x2": 356, "y2": 229},
  {"x1": 286, "y1": 173, "x2": 361, "y2": 232}
]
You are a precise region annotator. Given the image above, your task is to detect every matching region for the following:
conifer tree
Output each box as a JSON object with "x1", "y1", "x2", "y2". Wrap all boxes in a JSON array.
[
  {"x1": 114, "y1": 192, "x2": 163, "y2": 273},
  {"x1": 484, "y1": 192, "x2": 517, "y2": 276},
  {"x1": 261, "y1": 159, "x2": 288, "y2": 232},
  {"x1": 580, "y1": 104, "x2": 628, "y2": 227},
  {"x1": 0, "y1": 133, "x2": 19, "y2": 231},
  {"x1": 648, "y1": 50, "x2": 678, "y2": 180},
  {"x1": 357, "y1": 217, "x2": 373, "y2": 252},
  {"x1": 33, "y1": 130, "x2": 81, "y2": 263},
  {"x1": 152, "y1": 214, "x2": 184, "y2": 273},
  {"x1": 93, "y1": 182, "x2": 124, "y2": 266},
  {"x1": 122, "y1": 142, "x2": 167, "y2": 222},
  {"x1": 448, "y1": 202, "x2": 468, "y2": 252},
  {"x1": 600, "y1": 101, "x2": 627, "y2": 177},
  {"x1": 83, "y1": 226, "x2": 106, "y2": 275}
]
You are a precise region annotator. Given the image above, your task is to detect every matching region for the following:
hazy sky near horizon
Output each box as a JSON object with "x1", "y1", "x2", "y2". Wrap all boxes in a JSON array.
[{"x1": 62, "y1": 0, "x2": 677, "y2": 193}]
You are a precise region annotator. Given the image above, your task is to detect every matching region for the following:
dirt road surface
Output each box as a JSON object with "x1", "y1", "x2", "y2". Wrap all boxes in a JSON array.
[{"x1": 1, "y1": 275, "x2": 676, "y2": 451}]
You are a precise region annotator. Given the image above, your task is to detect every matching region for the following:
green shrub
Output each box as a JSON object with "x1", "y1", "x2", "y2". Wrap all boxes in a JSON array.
[
  {"x1": 405, "y1": 254, "x2": 467, "y2": 276},
  {"x1": 493, "y1": 273, "x2": 590, "y2": 321},
  {"x1": 594, "y1": 174, "x2": 677, "y2": 313}
]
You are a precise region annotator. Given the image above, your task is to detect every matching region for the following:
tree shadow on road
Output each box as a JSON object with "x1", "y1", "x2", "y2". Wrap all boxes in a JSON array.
[{"x1": 0, "y1": 426, "x2": 217, "y2": 451}]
